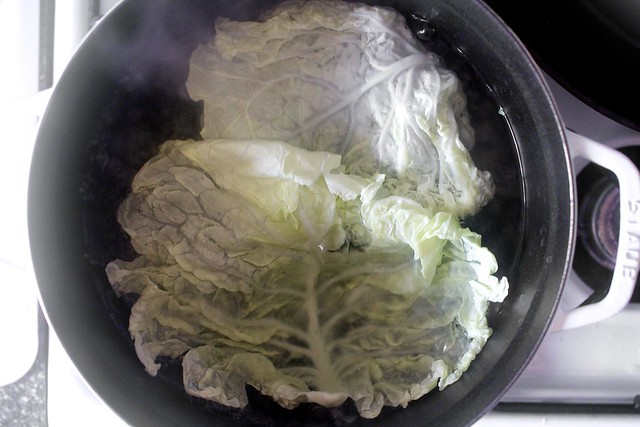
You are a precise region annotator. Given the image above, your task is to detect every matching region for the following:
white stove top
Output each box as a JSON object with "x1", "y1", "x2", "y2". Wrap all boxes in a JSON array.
[{"x1": 0, "y1": 91, "x2": 50, "y2": 387}]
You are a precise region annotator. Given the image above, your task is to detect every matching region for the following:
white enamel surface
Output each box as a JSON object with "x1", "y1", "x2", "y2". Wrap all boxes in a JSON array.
[{"x1": 0, "y1": 0, "x2": 57, "y2": 387}]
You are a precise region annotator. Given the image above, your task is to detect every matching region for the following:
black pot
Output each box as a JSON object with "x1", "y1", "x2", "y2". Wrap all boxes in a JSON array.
[{"x1": 28, "y1": 0, "x2": 572, "y2": 425}]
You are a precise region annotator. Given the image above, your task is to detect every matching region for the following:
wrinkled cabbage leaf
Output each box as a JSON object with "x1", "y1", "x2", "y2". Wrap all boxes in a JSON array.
[
  {"x1": 107, "y1": 138, "x2": 507, "y2": 418},
  {"x1": 106, "y1": 0, "x2": 508, "y2": 420},
  {"x1": 186, "y1": 0, "x2": 494, "y2": 219}
]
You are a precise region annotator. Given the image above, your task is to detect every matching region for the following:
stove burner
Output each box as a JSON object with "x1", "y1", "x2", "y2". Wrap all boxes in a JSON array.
[
  {"x1": 579, "y1": 179, "x2": 619, "y2": 270},
  {"x1": 574, "y1": 145, "x2": 640, "y2": 303}
]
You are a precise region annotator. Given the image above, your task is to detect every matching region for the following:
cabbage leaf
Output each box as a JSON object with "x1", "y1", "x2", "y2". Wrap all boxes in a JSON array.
[
  {"x1": 107, "y1": 138, "x2": 507, "y2": 419},
  {"x1": 186, "y1": 0, "x2": 494, "y2": 219}
]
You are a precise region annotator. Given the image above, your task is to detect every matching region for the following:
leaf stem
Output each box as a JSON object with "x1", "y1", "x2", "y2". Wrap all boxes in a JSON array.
[{"x1": 303, "y1": 254, "x2": 343, "y2": 391}]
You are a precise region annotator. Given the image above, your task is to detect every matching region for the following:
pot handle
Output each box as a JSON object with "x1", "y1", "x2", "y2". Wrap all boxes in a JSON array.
[{"x1": 549, "y1": 129, "x2": 640, "y2": 332}]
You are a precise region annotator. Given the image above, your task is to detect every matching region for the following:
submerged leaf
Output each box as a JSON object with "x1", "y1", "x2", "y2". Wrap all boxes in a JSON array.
[{"x1": 107, "y1": 138, "x2": 507, "y2": 418}]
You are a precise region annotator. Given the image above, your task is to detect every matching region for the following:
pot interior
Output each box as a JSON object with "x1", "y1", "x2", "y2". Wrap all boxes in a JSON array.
[{"x1": 29, "y1": 0, "x2": 573, "y2": 425}]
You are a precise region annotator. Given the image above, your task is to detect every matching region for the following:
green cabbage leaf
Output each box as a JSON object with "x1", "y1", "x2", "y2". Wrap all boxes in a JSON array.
[
  {"x1": 186, "y1": 0, "x2": 494, "y2": 219},
  {"x1": 106, "y1": 138, "x2": 507, "y2": 419}
]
